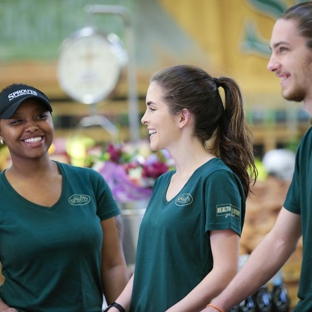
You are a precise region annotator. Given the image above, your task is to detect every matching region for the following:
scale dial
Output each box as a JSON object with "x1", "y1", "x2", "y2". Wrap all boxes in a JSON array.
[{"x1": 58, "y1": 27, "x2": 127, "y2": 104}]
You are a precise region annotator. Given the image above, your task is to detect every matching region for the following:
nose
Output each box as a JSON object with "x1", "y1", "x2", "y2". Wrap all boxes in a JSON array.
[
  {"x1": 267, "y1": 53, "x2": 279, "y2": 72},
  {"x1": 141, "y1": 112, "x2": 148, "y2": 125},
  {"x1": 25, "y1": 119, "x2": 39, "y2": 131}
]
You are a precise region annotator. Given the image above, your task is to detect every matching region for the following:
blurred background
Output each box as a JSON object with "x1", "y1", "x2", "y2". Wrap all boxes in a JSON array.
[
  {"x1": 0, "y1": 0, "x2": 310, "y2": 152},
  {"x1": 0, "y1": 0, "x2": 308, "y2": 310}
]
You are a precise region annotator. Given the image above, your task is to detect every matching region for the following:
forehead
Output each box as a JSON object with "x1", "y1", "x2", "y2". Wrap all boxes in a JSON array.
[
  {"x1": 270, "y1": 18, "x2": 304, "y2": 48},
  {"x1": 146, "y1": 82, "x2": 164, "y2": 100}
]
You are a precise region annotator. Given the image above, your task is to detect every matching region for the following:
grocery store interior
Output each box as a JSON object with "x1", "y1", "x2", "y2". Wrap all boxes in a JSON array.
[{"x1": 0, "y1": 0, "x2": 308, "y2": 311}]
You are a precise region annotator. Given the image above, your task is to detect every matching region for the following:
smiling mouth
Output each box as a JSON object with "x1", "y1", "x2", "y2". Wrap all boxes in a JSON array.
[
  {"x1": 278, "y1": 73, "x2": 289, "y2": 83},
  {"x1": 24, "y1": 137, "x2": 42, "y2": 143}
]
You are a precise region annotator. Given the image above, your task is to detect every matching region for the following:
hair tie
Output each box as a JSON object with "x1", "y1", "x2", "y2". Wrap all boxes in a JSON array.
[{"x1": 213, "y1": 77, "x2": 220, "y2": 88}]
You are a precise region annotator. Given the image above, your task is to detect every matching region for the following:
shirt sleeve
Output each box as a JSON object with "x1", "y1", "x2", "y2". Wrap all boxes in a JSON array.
[
  {"x1": 91, "y1": 169, "x2": 121, "y2": 221},
  {"x1": 204, "y1": 169, "x2": 245, "y2": 235},
  {"x1": 284, "y1": 144, "x2": 301, "y2": 215}
]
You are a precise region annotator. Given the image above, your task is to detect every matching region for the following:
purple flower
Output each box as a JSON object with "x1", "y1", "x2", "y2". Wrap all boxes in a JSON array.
[{"x1": 93, "y1": 142, "x2": 174, "y2": 200}]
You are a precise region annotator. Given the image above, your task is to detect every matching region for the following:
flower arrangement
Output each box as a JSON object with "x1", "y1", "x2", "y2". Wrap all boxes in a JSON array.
[{"x1": 92, "y1": 141, "x2": 174, "y2": 203}]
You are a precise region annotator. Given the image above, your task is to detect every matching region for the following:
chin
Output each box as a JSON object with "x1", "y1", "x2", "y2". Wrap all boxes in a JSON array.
[
  {"x1": 150, "y1": 143, "x2": 161, "y2": 152},
  {"x1": 149, "y1": 143, "x2": 157, "y2": 152},
  {"x1": 283, "y1": 87, "x2": 306, "y2": 102}
]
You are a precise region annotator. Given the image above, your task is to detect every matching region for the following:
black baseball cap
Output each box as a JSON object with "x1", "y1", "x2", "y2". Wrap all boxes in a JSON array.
[{"x1": 0, "y1": 84, "x2": 52, "y2": 118}]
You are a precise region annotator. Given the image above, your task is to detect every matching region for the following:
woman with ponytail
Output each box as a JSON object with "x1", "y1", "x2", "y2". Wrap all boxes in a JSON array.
[{"x1": 107, "y1": 65, "x2": 257, "y2": 312}]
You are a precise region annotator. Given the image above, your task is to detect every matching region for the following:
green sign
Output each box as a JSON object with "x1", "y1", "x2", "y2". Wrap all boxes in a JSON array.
[{"x1": 0, "y1": 0, "x2": 133, "y2": 60}]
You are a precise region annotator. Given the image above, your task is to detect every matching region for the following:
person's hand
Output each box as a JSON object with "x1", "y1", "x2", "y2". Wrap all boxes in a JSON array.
[{"x1": 1, "y1": 308, "x2": 18, "y2": 312}]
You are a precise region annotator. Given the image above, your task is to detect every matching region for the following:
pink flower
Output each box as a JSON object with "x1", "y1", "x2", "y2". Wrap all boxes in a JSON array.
[
  {"x1": 142, "y1": 161, "x2": 169, "y2": 180},
  {"x1": 106, "y1": 143, "x2": 123, "y2": 163},
  {"x1": 93, "y1": 141, "x2": 174, "y2": 196}
]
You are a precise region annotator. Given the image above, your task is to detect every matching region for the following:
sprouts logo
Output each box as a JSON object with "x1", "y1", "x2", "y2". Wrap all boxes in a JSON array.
[
  {"x1": 216, "y1": 204, "x2": 240, "y2": 219},
  {"x1": 175, "y1": 193, "x2": 193, "y2": 206},
  {"x1": 8, "y1": 89, "x2": 37, "y2": 101},
  {"x1": 69, "y1": 194, "x2": 91, "y2": 206}
]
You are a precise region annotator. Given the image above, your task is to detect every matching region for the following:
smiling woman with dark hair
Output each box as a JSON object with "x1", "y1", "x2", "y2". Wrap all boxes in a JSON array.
[
  {"x1": 107, "y1": 65, "x2": 257, "y2": 312},
  {"x1": 0, "y1": 83, "x2": 129, "y2": 312}
]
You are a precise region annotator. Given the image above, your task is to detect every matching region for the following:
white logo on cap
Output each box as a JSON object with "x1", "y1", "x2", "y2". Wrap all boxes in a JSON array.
[{"x1": 8, "y1": 89, "x2": 37, "y2": 101}]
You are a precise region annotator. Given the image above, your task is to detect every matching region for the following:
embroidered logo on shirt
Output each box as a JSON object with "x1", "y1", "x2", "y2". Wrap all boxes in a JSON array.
[
  {"x1": 175, "y1": 193, "x2": 193, "y2": 206},
  {"x1": 216, "y1": 204, "x2": 240, "y2": 219},
  {"x1": 68, "y1": 194, "x2": 91, "y2": 206}
]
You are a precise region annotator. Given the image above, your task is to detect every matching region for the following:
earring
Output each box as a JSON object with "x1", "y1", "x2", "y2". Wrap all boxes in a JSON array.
[{"x1": 0, "y1": 139, "x2": 3, "y2": 144}]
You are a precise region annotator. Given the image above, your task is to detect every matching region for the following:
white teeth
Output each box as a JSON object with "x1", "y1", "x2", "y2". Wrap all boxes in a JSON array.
[
  {"x1": 149, "y1": 130, "x2": 156, "y2": 135},
  {"x1": 25, "y1": 137, "x2": 41, "y2": 143}
]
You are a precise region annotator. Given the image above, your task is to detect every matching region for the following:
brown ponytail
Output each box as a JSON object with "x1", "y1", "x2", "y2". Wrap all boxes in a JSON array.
[{"x1": 151, "y1": 65, "x2": 257, "y2": 196}]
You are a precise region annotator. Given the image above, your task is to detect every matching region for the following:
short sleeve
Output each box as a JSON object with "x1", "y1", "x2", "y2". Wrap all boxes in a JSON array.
[
  {"x1": 284, "y1": 144, "x2": 301, "y2": 215},
  {"x1": 204, "y1": 170, "x2": 245, "y2": 235},
  {"x1": 91, "y1": 169, "x2": 121, "y2": 220}
]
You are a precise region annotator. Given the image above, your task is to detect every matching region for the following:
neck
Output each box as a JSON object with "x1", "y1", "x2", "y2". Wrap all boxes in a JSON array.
[
  {"x1": 303, "y1": 98, "x2": 312, "y2": 115},
  {"x1": 7, "y1": 157, "x2": 57, "y2": 179},
  {"x1": 170, "y1": 144, "x2": 215, "y2": 178}
]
